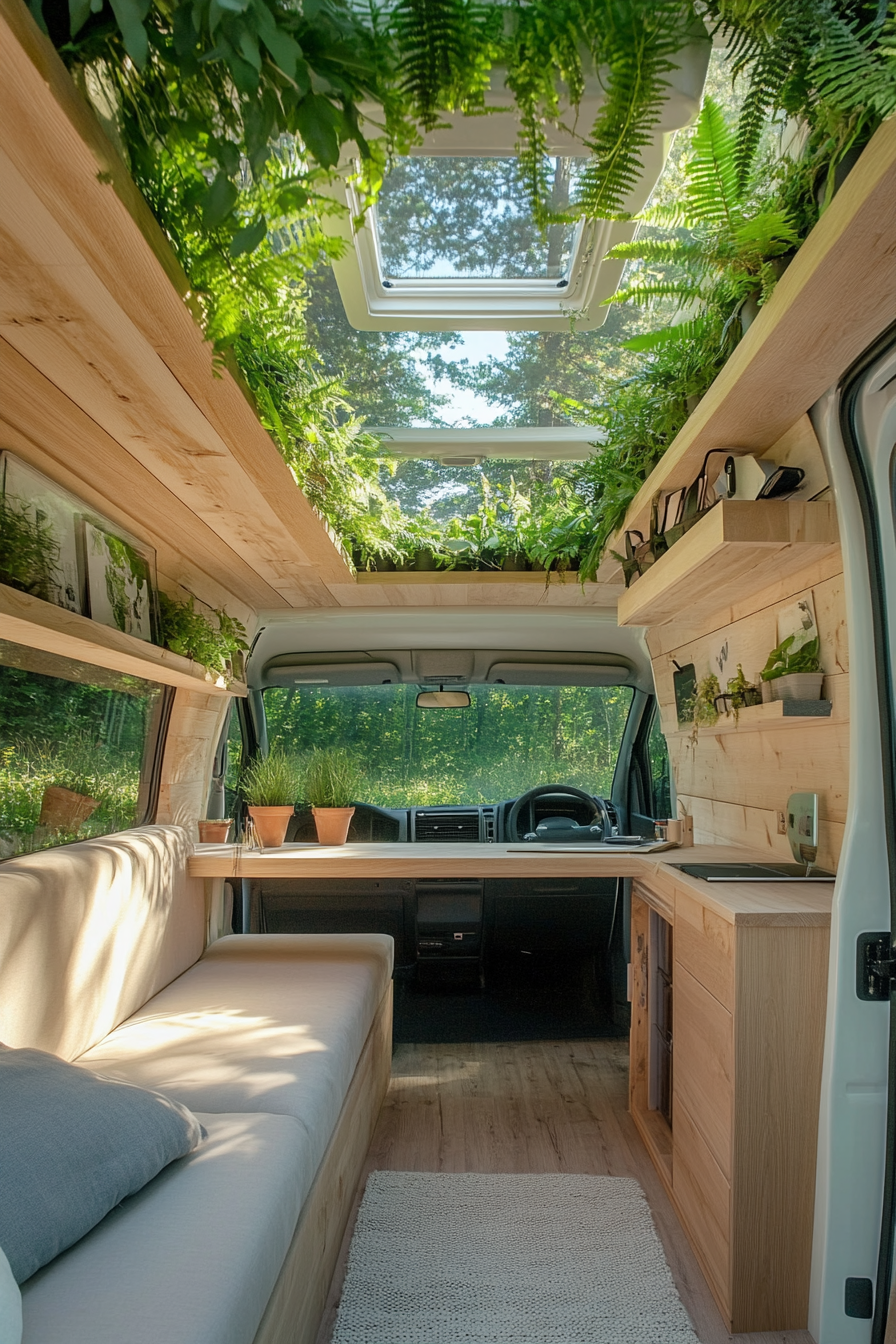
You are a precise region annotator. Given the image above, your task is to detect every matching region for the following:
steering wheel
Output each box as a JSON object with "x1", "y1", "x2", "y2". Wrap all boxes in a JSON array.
[{"x1": 505, "y1": 785, "x2": 613, "y2": 843}]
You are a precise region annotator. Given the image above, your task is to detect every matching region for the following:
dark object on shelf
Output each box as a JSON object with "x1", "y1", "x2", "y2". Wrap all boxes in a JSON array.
[
  {"x1": 673, "y1": 662, "x2": 697, "y2": 728},
  {"x1": 621, "y1": 450, "x2": 728, "y2": 587}
]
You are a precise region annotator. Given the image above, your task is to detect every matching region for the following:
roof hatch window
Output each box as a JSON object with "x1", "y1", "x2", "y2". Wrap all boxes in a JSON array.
[{"x1": 376, "y1": 157, "x2": 581, "y2": 283}]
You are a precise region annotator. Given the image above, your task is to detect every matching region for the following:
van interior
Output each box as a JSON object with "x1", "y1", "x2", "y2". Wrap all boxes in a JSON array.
[{"x1": 1, "y1": 3, "x2": 896, "y2": 1343}]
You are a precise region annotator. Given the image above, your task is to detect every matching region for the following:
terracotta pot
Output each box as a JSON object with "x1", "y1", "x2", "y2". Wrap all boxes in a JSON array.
[
  {"x1": 312, "y1": 806, "x2": 355, "y2": 846},
  {"x1": 39, "y1": 785, "x2": 97, "y2": 833},
  {"x1": 197, "y1": 819, "x2": 233, "y2": 843},
  {"x1": 247, "y1": 805, "x2": 295, "y2": 848}
]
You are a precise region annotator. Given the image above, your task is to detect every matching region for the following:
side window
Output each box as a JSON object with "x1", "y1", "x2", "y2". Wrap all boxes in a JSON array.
[
  {"x1": 224, "y1": 701, "x2": 244, "y2": 815},
  {"x1": 0, "y1": 638, "x2": 165, "y2": 860},
  {"x1": 646, "y1": 705, "x2": 672, "y2": 820}
]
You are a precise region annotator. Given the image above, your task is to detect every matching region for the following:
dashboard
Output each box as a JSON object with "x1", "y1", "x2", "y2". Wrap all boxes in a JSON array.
[{"x1": 285, "y1": 794, "x2": 619, "y2": 846}]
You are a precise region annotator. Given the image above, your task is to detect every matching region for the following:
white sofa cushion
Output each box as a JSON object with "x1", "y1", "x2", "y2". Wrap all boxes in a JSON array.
[
  {"x1": 77, "y1": 934, "x2": 393, "y2": 1185},
  {"x1": 20, "y1": 1113, "x2": 309, "y2": 1344},
  {"x1": 0, "y1": 827, "x2": 204, "y2": 1060}
]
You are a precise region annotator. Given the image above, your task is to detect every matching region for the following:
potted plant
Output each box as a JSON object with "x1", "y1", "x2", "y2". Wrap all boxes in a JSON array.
[
  {"x1": 760, "y1": 635, "x2": 824, "y2": 701},
  {"x1": 690, "y1": 673, "x2": 721, "y2": 740},
  {"x1": 240, "y1": 747, "x2": 301, "y2": 847},
  {"x1": 720, "y1": 665, "x2": 763, "y2": 722},
  {"x1": 303, "y1": 748, "x2": 361, "y2": 846},
  {"x1": 38, "y1": 785, "x2": 97, "y2": 834},
  {"x1": 197, "y1": 818, "x2": 233, "y2": 843}
]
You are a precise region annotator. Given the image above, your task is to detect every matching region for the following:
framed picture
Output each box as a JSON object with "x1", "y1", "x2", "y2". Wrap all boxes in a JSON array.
[
  {"x1": 0, "y1": 453, "x2": 82, "y2": 613},
  {"x1": 776, "y1": 593, "x2": 818, "y2": 653},
  {"x1": 81, "y1": 519, "x2": 155, "y2": 642}
]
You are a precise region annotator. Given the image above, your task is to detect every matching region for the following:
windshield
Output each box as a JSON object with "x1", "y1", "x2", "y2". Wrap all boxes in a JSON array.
[{"x1": 263, "y1": 683, "x2": 633, "y2": 807}]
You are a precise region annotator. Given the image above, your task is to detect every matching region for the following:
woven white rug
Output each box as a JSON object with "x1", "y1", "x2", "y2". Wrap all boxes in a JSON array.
[{"x1": 331, "y1": 1171, "x2": 699, "y2": 1343}]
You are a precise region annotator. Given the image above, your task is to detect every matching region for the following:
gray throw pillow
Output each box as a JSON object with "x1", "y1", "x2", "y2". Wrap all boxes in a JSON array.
[{"x1": 0, "y1": 1048, "x2": 203, "y2": 1282}]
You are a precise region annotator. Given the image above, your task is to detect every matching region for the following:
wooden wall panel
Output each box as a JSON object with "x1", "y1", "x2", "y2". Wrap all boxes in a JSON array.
[
  {"x1": 155, "y1": 690, "x2": 230, "y2": 830},
  {"x1": 650, "y1": 553, "x2": 849, "y2": 868}
]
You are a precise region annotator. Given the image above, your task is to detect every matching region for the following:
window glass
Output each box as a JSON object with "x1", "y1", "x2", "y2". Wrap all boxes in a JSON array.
[
  {"x1": 646, "y1": 705, "x2": 673, "y2": 819},
  {"x1": 0, "y1": 639, "x2": 164, "y2": 859},
  {"x1": 264, "y1": 682, "x2": 633, "y2": 806},
  {"x1": 224, "y1": 700, "x2": 244, "y2": 813},
  {"x1": 376, "y1": 157, "x2": 580, "y2": 281}
]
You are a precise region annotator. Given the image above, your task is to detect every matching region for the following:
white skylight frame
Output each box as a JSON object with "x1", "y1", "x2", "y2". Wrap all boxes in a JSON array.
[
  {"x1": 331, "y1": 174, "x2": 651, "y2": 331},
  {"x1": 324, "y1": 37, "x2": 711, "y2": 332}
]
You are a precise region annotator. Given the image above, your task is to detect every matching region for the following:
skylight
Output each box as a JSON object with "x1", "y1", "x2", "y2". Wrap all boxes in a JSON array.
[{"x1": 376, "y1": 157, "x2": 580, "y2": 283}]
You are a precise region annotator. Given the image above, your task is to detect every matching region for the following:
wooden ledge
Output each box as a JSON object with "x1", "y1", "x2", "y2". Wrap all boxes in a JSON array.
[{"x1": 0, "y1": 582, "x2": 246, "y2": 695}]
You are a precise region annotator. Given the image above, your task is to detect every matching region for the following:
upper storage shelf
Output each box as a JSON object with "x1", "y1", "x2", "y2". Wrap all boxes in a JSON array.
[
  {"x1": 0, "y1": 582, "x2": 247, "y2": 696},
  {"x1": 617, "y1": 500, "x2": 839, "y2": 628}
]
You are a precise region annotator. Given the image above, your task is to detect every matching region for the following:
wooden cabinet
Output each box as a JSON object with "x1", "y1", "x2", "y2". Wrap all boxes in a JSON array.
[{"x1": 630, "y1": 876, "x2": 831, "y2": 1333}]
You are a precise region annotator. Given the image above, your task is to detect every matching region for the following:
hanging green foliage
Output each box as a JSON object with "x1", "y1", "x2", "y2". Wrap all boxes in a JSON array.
[
  {"x1": 699, "y1": 0, "x2": 896, "y2": 202},
  {"x1": 603, "y1": 95, "x2": 801, "y2": 349},
  {"x1": 157, "y1": 592, "x2": 249, "y2": 683}
]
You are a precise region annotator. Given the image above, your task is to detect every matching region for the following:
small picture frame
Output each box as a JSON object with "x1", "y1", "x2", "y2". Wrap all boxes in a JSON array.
[
  {"x1": 81, "y1": 519, "x2": 156, "y2": 642},
  {"x1": 0, "y1": 453, "x2": 83, "y2": 614},
  {"x1": 776, "y1": 593, "x2": 818, "y2": 653},
  {"x1": 673, "y1": 662, "x2": 697, "y2": 728}
]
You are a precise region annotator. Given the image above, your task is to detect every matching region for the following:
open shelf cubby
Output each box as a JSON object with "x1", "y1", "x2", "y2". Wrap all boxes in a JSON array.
[{"x1": 617, "y1": 499, "x2": 839, "y2": 629}]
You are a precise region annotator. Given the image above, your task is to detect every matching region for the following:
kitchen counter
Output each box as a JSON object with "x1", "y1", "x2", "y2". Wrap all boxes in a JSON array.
[{"x1": 189, "y1": 841, "x2": 834, "y2": 927}]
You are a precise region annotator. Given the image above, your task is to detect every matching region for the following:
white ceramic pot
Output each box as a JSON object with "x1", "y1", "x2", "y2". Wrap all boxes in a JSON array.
[{"x1": 770, "y1": 672, "x2": 825, "y2": 702}]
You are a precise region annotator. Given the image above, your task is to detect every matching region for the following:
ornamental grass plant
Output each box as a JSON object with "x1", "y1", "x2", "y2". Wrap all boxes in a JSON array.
[
  {"x1": 240, "y1": 746, "x2": 302, "y2": 807},
  {"x1": 303, "y1": 748, "x2": 361, "y2": 810}
]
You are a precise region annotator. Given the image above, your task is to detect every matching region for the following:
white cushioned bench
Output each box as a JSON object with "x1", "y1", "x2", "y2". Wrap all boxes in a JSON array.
[{"x1": 0, "y1": 827, "x2": 393, "y2": 1344}]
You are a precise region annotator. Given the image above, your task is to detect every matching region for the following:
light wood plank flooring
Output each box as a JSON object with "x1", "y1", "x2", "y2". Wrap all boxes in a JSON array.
[{"x1": 316, "y1": 1039, "x2": 815, "y2": 1344}]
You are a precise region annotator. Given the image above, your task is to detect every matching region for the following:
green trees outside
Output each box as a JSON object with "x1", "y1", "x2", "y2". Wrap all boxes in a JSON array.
[
  {"x1": 0, "y1": 658, "x2": 160, "y2": 856},
  {"x1": 263, "y1": 683, "x2": 633, "y2": 806}
]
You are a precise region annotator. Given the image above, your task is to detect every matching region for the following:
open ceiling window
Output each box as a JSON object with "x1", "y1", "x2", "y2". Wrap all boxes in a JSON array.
[{"x1": 324, "y1": 38, "x2": 711, "y2": 332}]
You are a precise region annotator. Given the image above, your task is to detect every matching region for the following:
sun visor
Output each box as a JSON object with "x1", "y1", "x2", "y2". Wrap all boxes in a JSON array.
[
  {"x1": 486, "y1": 661, "x2": 631, "y2": 686},
  {"x1": 263, "y1": 661, "x2": 401, "y2": 688}
]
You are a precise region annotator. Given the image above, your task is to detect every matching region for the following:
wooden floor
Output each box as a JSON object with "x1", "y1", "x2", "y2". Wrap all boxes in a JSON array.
[{"x1": 315, "y1": 1039, "x2": 815, "y2": 1344}]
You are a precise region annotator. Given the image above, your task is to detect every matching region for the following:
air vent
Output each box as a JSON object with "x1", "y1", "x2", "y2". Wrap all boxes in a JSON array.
[
  {"x1": 604, "y1": 801, "x2": 619, "y2": 833},
  {"x1": 482, "y1": 807, "x2": 497, "y2": 842},
  {"x1": 415, "y1": 809, "x2": 481, "y2": 843}
]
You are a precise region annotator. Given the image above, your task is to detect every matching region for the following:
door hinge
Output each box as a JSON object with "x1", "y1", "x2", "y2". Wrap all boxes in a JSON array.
[{"x1": 857, "y1": 932, "x2": 896, "y2": 1000}]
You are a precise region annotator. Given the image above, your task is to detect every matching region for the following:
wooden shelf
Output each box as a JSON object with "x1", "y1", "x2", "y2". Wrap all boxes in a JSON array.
[
  {"x1": 0, "y1": 583, "x2": 246, "y2": 696},
  {"x1": 357, "y1": 569, "x2": 582, "y2": 584},
  {"x1": 670, "y1": 698, "x2": 834, "y2": 737},
  {"x1": 617, "y1": 500, "x2": 839, "y2": 628},
  {"x1": 595, "y1": 115, "x2": 896, "y2": 583}
]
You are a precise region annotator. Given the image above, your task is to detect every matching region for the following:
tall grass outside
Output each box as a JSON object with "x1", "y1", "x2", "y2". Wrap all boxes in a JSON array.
[{"x1": 0, "y1": 646, "x2": 162, "y2": 859}]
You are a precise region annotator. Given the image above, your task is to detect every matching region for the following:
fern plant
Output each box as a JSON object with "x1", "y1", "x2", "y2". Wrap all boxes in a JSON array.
[
  {"x1": 701, "y1": 0, "x2": 896, "y2": 203},
  {"x1": 158, "y1": 592, "x2": 249, "y2": 683},
  {"x1": 504, "y1": 0, "x2": 702, "y2": 225},
  {"x1": 603, "y1": 96, "x2": 800, "y2": 349},
  {"x1": 391, "y1": 0, "x2": 502, "y2": 131}
]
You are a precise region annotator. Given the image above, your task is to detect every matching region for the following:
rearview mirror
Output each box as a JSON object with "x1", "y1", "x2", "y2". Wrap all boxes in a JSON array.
[{"x1": 416, "y1": 690, "x2": 471, "y2": 709}]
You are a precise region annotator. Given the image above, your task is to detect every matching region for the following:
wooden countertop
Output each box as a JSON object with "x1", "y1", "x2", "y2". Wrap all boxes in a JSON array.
[{"x1": 189, "y1": 841, "x2": 834, "y2": 927}]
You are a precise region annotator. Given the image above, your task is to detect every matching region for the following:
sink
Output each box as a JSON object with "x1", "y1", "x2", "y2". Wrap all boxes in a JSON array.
[{"x1": 675, "y1": 862, "x2": 835, "y2": 882}]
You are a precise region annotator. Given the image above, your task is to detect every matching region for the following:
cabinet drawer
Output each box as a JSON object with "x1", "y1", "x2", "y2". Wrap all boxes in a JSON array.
[
  {"x1": 673, "y1": 1093, "x2": 731, "y2": 1320},
  {"x1": 674, "y1": 963, "x2": 733, "y2": 1178},
  {"x1": 675, "y1": 890, "x2": 734, "y2": 1010}
]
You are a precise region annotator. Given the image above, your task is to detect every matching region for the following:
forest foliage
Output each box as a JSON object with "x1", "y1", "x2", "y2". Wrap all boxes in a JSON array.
[
  {"x1": 34, "y1": 0, "x2": 896, "y2": 577},
  {"x1": 0, "y1": 662, "x2": 159, "y2": 856},
  {"x1": 263, "y1": 683, "x2": 633, "y2": 806}
]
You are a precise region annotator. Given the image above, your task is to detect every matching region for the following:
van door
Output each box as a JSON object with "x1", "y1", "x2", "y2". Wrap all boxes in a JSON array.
[{"x1": 809, "y1": 322, "x2": 896, "y2": 1343}]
